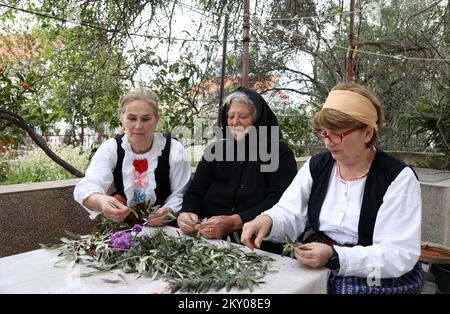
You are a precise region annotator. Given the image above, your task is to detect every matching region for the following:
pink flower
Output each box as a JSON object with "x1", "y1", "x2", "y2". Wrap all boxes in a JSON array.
[{"x1": 133, "y1": 171, "x2": 148, "y2": 188}]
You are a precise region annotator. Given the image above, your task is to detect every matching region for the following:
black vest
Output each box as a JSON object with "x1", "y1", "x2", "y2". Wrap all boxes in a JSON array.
[
  {"x1": 308, "y1": 150, "x2": 416, "y2": 246},
  {"x1": 112, "y1": 133, "x2": 172, "y2": 206}
]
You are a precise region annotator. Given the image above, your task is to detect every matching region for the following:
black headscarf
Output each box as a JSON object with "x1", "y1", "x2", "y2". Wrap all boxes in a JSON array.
[
  {"x1": 218, "y1": 86, "x2": 284, "y2": 162},
  {"x1": 220, "y1": 86, "x2": 282, "y2": 138}
]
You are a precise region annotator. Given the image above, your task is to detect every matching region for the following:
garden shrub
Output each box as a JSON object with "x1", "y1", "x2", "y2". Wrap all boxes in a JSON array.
[{"x1": 1, "y1": 145, "x2": 90, "y2": 184}]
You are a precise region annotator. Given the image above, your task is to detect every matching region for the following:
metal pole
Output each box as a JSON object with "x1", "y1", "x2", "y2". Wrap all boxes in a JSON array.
[
  {"x1": 242, "y1": 0, "x2": 250, "y2": 88},
  {"x1": 347, "y1": 0, "x2": 356, "y2": 82},
  {"x1": 218, "y1": 14, "x2": 229, "y2": 127}
]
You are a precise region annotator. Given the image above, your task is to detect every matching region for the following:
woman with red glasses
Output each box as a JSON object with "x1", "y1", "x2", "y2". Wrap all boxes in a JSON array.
[{"x1": 241, "y1": 82, "x2": 424, "y2": 294}]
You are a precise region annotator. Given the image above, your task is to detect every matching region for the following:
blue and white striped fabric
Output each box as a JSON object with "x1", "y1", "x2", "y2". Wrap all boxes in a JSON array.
[{"x1": 327, "y1": 262, "x2": 425, "y2": 294}]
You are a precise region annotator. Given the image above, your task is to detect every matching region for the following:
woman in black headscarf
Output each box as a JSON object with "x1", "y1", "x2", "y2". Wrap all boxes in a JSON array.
[{"x1": 177, "y1": 87, "x2": 297, "y2": 254}]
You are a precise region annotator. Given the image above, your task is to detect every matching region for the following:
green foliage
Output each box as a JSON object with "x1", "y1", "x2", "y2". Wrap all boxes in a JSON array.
[
  {"x1": 281, "y1": 235, "x2": 299, "y2": 258},
  {"x1": 397, "y1": 78, "x2": 450, "y2": 168},
  {"x1": 276, "y1": 107, "x2": 314, "y2": 156},
  {"x1": 1, "y1": 0, "x2": 221, "y2": 142},
  {"x1": 0, "y1": 66, "x2": 40, "y2": 138},
  {"x1": 245, "y1": 0, "x2": 449, "y2": 153},
  {"x1": 2, "y1": 0, "x2": 449, "y2": 170},
  {"x1": 0, "y1": 159, "x2": 11, "y2": 182},
  {"x1": 1, "y1": 1, "x2": 135, "y2": 144},
  {"x1": 29, "y1": 25, "x2": 128, "y2": 142},
  {"x1": 49, "y1": 227, "x2": 274, "y2": 293},
  {"x1": 0, "y1": 66, "x2": 33, "y2": 109},
  {"x1": 1, "y1": 0, "x2": 221, "y2": 178},
  {"x1": 1, "y1": 145, "x2": 90, "y2": 184},
  {"x1": 150, "y1": 50, "x2": 207, "y2": 132}
]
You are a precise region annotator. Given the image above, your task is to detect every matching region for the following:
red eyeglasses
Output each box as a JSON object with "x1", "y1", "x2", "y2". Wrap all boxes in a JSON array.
[{"x1": 315, "y1": 127, "x2": 362, "y2": 144}]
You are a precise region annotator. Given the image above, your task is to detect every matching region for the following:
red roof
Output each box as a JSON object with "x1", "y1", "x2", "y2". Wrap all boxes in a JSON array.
[
  {"x1": 193, "y1": 74, "x2": 278, "y2": 96},
  {"x1": 0, "y1": 34, "x2": 61, "y2": 61}
]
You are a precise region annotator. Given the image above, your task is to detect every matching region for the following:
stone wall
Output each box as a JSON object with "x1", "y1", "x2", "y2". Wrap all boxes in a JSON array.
[
  {"x1": 419, "y1": 180, "x2": 450, "y2": 246},
  {"x1": 0, "y1": 180, "x2": 94, "y2": 257}
]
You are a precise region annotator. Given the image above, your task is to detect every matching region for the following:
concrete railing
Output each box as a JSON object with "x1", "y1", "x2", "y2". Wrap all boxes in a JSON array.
[
  {"x1": 1, "y1": 161, "x2": 449, "y2": 257},
  {"x1": 0, "y1": 179, "x2": 95, "y2": 257}
]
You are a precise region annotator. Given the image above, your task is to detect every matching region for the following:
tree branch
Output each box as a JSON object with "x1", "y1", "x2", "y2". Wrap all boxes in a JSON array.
[{"x1": 0, "y1": 110, "x2": 84, "y2": 178}]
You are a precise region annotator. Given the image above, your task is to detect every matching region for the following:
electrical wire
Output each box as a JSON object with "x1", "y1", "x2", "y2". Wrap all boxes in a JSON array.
[
  {"x1": 1, "y1": 1, "x2": 447, "y2": 62},
  {"x1": 175, "y1": 1, "x2": 217, "y2": 18},
  {"x1": 253, "y1": 0, "x2": 444, "y2": 21},
  {"x1": 333, "y1": 44, "x2": 450, "y2": 61},
  {"x1": 0, "y1": 1, "x2": 226, "y2": 43},
  {"x1": 249, "y1": 13, "x2": 450, "y2": 62}
]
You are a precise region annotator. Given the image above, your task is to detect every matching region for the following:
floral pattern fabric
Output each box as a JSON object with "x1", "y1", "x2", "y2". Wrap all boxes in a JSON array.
[
  {"x1": 74, "y1": 132, "x2": 191, "y2": 219},
  {"x1": 122, "y1": 134, "x2": 166, "y2": 208},
  {"x1": 131, "y1": 158, "x2": 149, "y2": 205}
]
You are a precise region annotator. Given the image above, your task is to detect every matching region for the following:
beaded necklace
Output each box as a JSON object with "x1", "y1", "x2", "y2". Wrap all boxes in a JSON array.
[{"x1": 336, "y1": 146, "x2": 376, "y2": 183}]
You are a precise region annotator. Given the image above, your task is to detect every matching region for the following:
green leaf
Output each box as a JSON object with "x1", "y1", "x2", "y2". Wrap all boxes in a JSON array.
[
  {"x1": 102, "y1": 278, "x2": 125, "y2": 284},
  {"x1": 78, "y1": 270, "x2": 108, "y2": 277},
  {"x1": 232, "y1": 232, "x2": 241, "y2": 244},
  {"x1": 51, "y1": 225, "x2": 275, "y2": 293}
]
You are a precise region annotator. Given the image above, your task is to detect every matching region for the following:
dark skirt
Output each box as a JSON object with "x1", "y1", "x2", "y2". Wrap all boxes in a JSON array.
[
  {"x1": 303, "y1": 231, "x2": 425, "y2": 294},
  {"x1": 328, "y1": 262, "x2": 425, "y2": 294}
]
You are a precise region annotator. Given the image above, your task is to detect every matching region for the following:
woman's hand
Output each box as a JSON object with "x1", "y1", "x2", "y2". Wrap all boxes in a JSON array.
[
  {"x1": 147, "y1": 207, "x2": 174, "y2": 227},
  {"x1": 294, "y1": 242, "x2": 333, "y2": 268},
  {"x1": 99, "y1": 195, "x2": 130, "y2": 223},
  {"x1": 177, "y1": 212, "x2": 199, "y2": 235},
  {"x1": 240, "y1": 215, "x2": 272, "y2": 250},
  {"x1": 196, "y1": 215, "x2": 242, "y2": 239}
]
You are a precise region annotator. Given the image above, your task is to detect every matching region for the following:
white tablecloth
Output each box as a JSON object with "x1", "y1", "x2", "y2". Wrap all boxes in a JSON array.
[{"x1": 0, "y1": 226, "x2": 329, "y2": 294}]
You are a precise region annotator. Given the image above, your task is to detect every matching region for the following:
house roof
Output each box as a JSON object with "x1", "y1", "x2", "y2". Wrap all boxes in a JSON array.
[
  {"x1": 193, "y1": 74, "x2": 291, "y2": 102},
  {"x1": 194, "y1": 74, "x2": 278, "y2": 95},
  {"x1": 0, "y1": 34, "x2": 61, "y2": 61}
]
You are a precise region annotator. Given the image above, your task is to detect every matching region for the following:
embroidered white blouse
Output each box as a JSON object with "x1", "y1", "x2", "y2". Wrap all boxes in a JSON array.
[
  {"x1": 263, "y1": 158, "x2": 422, "y2": 279},
  {"x1": 74, "y1": 133, "x2": 191, "y2": 219}
]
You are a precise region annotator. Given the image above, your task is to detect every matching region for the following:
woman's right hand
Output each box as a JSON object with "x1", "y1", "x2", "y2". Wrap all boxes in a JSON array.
[
  {"x1": 177, "y1": 212, "x2": 199, "y2": 235},
  {"x1": 241, "y1": 215, "x2": 273, "y2": 250},
  {"x1": 98, "y1": 195, "x2": 130, "y2": 223}
]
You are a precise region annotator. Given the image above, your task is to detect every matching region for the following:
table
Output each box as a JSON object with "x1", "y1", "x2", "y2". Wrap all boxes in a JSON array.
[{"x1": 0, "y1": 226, "x2": 329, "y2": 294}]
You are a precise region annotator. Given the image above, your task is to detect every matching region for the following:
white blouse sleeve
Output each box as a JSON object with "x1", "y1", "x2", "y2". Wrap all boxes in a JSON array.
[
  {"x1": 73, "y1": 138, "x2": 117, "y2": 219},
  {"x1": 162, "y1": 139, "x2": 191, "y2": 214},
  {"x1": 263, "y1": 158, "x2": 312, "y2": 243},
  {"x1": 335, "y1": 167, "x2": 422, "y2": 278}
]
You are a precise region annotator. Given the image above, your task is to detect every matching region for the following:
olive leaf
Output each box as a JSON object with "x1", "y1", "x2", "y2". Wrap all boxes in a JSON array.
[
  {"x1": 282, "y1": 235, "x2": 303, "y2": 257},
  {"x1": 232, "y1": 231, "x2": 241, "y2": 244},
  {"x1": 48, "y1": 226, "x2": 276, "y2": 293}
]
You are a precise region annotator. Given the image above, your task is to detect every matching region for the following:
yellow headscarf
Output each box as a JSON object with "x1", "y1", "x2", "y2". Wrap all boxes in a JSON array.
[{"x1": 323, "y1": 90, "x2": 378, "y2": 130}]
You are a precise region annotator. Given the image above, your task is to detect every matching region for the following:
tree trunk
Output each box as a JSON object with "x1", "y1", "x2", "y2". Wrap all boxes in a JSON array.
[{"x1": 0, "y1": 110, "x2": 85, "y2": 178}]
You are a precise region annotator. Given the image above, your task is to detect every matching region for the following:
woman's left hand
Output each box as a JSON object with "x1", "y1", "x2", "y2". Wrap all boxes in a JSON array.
[
  {"x1": 147, "y1": 207, "x2": 175, "y2": 227},
  {"x1": 293, "y1": 242, "x2": 333, "y2": 268},
  {"x1": 196, "y1": 215, "x2": 242, "y2": 239}
]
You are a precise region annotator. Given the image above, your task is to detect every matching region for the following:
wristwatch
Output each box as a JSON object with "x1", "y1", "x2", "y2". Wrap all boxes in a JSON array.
[{"x1": 325, "y1": 246, "x2": 340, "y2": 270}]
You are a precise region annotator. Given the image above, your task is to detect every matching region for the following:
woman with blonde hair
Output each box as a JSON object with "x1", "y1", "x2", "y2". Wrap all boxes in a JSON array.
[{"x1": 74, "y1": 87, "x2": 191, "y2": 226}]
